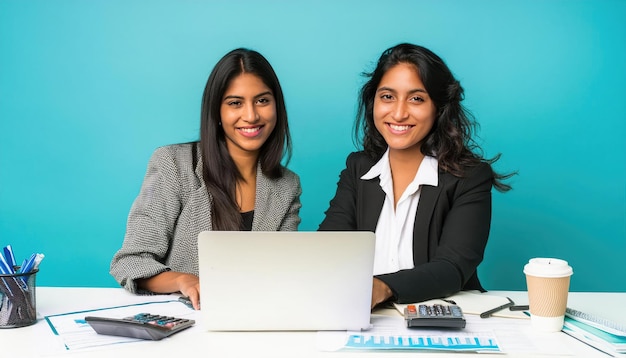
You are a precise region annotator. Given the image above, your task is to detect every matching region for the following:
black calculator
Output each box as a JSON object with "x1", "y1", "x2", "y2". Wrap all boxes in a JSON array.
[
  {"x1": 85, "y1": 313, "x2": 195, "y2": 340},
  {"x1": 404, "y1": 304, "x2": 466, "y2": 329}
]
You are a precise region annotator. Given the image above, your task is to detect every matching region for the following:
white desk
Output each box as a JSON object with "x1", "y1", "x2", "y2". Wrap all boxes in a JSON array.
[{"x1": 2, "y1": 287, "x2": 623, "y2": 357}]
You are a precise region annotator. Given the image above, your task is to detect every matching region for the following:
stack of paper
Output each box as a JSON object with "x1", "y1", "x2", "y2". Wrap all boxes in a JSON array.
[{"x1": 563, "y1": 316, "x2": 626, "y2": 357}]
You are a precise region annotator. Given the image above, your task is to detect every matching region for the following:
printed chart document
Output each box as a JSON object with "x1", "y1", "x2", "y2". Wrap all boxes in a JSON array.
[
  {"x1": 41, "y1": 300, "x2": 198, "y2": 353},
  {"x1": 318, "y1": 313, "x2": 576, "y2": 355},
  {"x1": 318, "y1": 314, "x2": 500, "y2": 352}
]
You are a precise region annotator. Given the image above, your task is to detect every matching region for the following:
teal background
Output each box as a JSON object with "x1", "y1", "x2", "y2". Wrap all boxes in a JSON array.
[{"x1": 1, "y1": 1, "x2": 624, "y2": 292}]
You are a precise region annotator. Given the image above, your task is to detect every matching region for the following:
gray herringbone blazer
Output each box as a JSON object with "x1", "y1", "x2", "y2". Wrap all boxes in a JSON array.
[{"x1": 110, "y1": 143, "x2": 302, "y2": 293}]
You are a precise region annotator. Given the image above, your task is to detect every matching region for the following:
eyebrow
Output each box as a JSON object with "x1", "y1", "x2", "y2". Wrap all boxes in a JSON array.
[
  {"x1": 377, "y1": 86, "x2": 428, "y2": 95},
  {"x1": 223, "y1": 91, "x2": 274, "y2": 101}
]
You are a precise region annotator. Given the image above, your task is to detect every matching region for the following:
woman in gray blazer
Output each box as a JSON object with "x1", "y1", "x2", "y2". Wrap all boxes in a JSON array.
[
  {"x1": 110, "y1": 49, "x2": 301, "y2": 310},
  {"x1": 319, "y1": 43, "x2": 514, "y2": 308}
]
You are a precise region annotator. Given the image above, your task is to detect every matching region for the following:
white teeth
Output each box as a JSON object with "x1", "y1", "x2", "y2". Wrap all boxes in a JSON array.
[
  {"x1": 239, "y1": 127, "x2": 260, "y2": 133},
  {"x1": 389, "y1": 124, "x2": 411, "y2": 131}
]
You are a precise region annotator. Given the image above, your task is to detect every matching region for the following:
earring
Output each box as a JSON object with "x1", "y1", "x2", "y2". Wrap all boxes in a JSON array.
[{"x1": 218, "y1": 121, "x2": 222, "y2": 125}]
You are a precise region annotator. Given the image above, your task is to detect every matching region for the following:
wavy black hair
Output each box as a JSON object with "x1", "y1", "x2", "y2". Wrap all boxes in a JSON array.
[
  {"x1": 355, "y1": 43, "x2": 513, "y2": 192},
  {"x1": 200, "y1": 48, "x2": 292, "y2": 230}
]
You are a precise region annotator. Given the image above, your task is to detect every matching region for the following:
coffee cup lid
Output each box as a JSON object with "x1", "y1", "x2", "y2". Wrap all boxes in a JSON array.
[{"x1": 523, "y1": 258, "x2": 573, "y2": 278}]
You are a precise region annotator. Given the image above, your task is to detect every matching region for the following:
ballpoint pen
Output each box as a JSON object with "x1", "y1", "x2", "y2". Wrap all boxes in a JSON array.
[
  {"x1": 19, "y1": 253, "x2": 38, "y2": 274},
  {"x1": 480, "y1": 297, "x2": 515, "y2": 318},
  {"x1": 509, "y1": 305, "x2": 529, "y2": 311},
  {"x1": 3, "y1": 245, "x2": 16, "y2": 269},
  {"x1": 0, "y1": 254, "x2": 11, "y2": 275}
]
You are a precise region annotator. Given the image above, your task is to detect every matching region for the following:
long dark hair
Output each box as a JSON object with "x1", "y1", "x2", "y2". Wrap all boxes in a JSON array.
[
  {"x1": 200, "y1": 48, "x2": 292, "y2": 230},
  {"x1": 355, "y1": 43, "x2": 513, "y2": 192}
]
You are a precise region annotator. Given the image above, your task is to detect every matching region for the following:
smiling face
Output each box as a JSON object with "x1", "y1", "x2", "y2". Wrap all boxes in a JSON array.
[
  {"x1": 220, "y1": 73, "x2": 277, "y2": 159},
  {"x1": 373, "y1": 62, "x2": 437, "y2": 157}
]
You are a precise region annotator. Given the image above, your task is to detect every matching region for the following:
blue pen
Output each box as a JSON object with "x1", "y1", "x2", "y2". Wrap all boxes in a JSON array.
[
  {"x1": 3, "y1": 245, "x2": 17, "y2": 269},
  {"x1": 0, "y1": 251, "x2": 13, "y2": 274},
  {"x1": 19, "y1": 253, "x2": 37, "y2": 274},
  {"x1": 18, "y1": 258, "x2": 28, "y2": 272},
  {"x1": 16, "y1": 253, "x2": 39, "y2": 287}
]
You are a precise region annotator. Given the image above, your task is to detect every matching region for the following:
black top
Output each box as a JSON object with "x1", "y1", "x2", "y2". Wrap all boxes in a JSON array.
[{"x1": 241, "y1": 210, "x2": 254, "y2": 231}]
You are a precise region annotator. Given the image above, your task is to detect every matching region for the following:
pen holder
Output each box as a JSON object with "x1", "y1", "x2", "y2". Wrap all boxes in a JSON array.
[{"x1": 0, "y1": 268, "x2": 38, "y2": 328}]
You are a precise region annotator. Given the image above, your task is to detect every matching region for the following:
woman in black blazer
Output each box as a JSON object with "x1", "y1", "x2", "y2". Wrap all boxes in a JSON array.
[{"x1": 319, "y1": 43, "x2": 513, "y2": 308}]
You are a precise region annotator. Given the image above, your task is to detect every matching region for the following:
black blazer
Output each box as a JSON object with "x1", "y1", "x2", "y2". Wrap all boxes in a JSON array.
[{"x1": 319, "y1": 151, "x2": 493, "y2": 303}]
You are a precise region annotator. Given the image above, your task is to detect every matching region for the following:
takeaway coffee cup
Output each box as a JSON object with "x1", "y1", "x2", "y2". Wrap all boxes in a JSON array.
[{"x1": 523, "y1": 258, "x2": 573, "y2": 332}]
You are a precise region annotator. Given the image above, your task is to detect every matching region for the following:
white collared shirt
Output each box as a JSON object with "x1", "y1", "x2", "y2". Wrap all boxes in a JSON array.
[{"x1": 361, "y1": 149, "x2": 439, "y2": 275}]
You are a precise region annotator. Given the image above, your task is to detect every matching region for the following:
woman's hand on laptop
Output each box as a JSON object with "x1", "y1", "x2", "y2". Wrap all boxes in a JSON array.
[
  {"x1": 371, "y1": 278, "x2": 393, "y2": 309},
  {"x1": 138, "y1": 272, "x2": 201, "y2": 310},
  {"x1": 176, "y1": 274, "x2": 201, "y2": 310}
]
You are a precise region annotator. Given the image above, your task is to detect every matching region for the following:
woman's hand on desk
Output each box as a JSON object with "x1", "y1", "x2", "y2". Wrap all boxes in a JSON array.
[
  {"x1": 138, "y1": 272, "x2": 201, "y2": 310},
  {"x1": 372, "y1": 278, "x2": 393, "y2": 309}
]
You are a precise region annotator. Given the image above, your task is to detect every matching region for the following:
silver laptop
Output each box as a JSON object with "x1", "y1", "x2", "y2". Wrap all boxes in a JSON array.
[{"x1": 197, "y1": 231, "x2": 375, "y2": 331}]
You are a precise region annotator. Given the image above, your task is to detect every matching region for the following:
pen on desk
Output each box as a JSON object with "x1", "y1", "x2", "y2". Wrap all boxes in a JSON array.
[
  {"x1": 509, "y1": 305, "x2": 529, "y2": 311},
  {"x1": 480, "y1": 297, "x2": 514, "y2": 318}
]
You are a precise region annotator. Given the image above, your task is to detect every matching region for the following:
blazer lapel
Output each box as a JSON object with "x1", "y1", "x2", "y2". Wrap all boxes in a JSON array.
[
  {"x1": 413, "y1": 182, "x2": 442, "y2": 264},
  {"x1": 192, "y1": 144, "x2": 213, "y2": 231},
  {"x1": 361, "y1": 178, "x2": 385, "y2": 232},
  {"x1": 251, "y1": 164, "x2": 270, "y2": 231}
]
